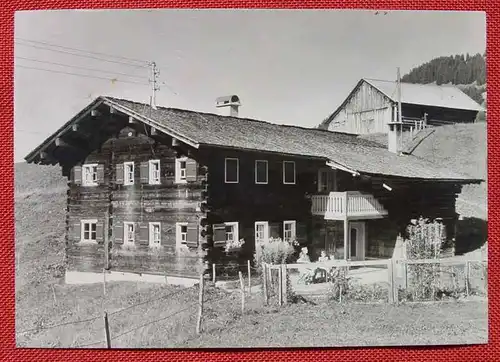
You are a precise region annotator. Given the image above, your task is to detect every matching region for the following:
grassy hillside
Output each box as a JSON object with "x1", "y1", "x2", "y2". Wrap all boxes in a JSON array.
[{"x1": 406, "y1": 123, "x2": 487, "y2": 221}]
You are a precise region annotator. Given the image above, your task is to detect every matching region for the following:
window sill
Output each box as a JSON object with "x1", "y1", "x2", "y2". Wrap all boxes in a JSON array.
[
  {"x1": 148, "y1": 181, "x2": 161, "y2": 185},
  {"x1": 255, "y1": 181, "x2": 268, "y2": 185},
  {"x1": 225, "y1": 181, "x2": 239, "y2": 184},
  {"x1": 79, "y1": 240, "x2": 98, "y2": 245},
  {"x1": 81, "y1": 183, "x2": 99, "y2": 187},
  {"x1": 175, "y1": 179, "x2": 188, "y2": 184}
]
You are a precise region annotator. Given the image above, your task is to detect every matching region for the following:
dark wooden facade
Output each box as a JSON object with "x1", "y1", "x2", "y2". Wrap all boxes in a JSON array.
[{"x1": 27, "y1": 100, "x2": 468, "y2": 280}]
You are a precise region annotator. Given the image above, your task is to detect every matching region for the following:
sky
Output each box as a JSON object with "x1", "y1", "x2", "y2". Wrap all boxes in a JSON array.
[{"x1": 14, "y1": 9, "x2": 486, "y2": 163}]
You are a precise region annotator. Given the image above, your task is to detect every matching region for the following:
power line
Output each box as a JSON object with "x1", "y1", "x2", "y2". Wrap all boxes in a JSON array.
[
  {"x1": 16, "y1": 65, "x2": 149, "y2": 85},
  {"x1": 15, "y1": 41, "x2": 150, "y2": 68},
  {"x1": 16, "y1": 56, "x2": 147, "y2": 80},
  {"x1": 15, "y1": 37, "x2": 150, "y2": 65}
]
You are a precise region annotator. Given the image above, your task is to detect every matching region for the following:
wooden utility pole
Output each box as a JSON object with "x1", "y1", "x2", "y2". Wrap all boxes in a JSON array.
[
  {"x1": 397, "y1": 67, "x2": 402, "y2": 124},
  {"x1": 247, "y1": 260, "x2": 252, "y2": 293}
]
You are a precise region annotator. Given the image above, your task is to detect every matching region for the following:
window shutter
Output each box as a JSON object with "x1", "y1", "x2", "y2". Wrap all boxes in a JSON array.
[
  {"x1": 186, "y1": 223, "x2": 199, "y2": 248},
  {"x1": 296, "y1": 222, "x2": 308, "y2": 245},
  {"x1": 96, "y1": 164, "x2": 105, "y2": 184},
  {"x1": 140, "y1": 162, "x2": 149, "y2": 184},
  {"x1": 73, "y1": 166, "x2": 82, "y2": 185},
  {"x1": 269, "y1": 222, "x2": 281, "y2": 239},
  {"x1": 139, "y1": 223, "x2": 149, "y2": 245},
  {"x1": 73, "y1": 221, "x2": 82, "y2": 242},
  {"x1": 114, "y1": 222, "x2": 124, "y2": 245},
  {"x1": 185, "y1": 159, "x2": 198, "y2": 182},
  {"x1": 116, "y1": 164, "x2": 124, "y2": 185},
  {"x1": 96, "y1": 220, "x2": 104, "y2": 244},
  {"x1": 213, "y1": 223, "x2": 226, "y2": 247}
]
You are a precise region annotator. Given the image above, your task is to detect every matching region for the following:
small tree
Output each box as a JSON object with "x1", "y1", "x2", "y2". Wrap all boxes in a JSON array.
[{"x1": 405, "y1": 217, "x2": 446, "y2": 301}]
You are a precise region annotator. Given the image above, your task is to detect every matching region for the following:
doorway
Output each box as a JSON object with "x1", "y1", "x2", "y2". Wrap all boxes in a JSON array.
[{"x1": 349, "y1": 221, "x2": 366, "y2": 261}]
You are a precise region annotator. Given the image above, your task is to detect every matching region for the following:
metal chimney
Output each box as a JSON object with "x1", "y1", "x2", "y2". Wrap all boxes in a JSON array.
[{"x1": 216, "y1": 95, "x2": 241, "y2": 117}]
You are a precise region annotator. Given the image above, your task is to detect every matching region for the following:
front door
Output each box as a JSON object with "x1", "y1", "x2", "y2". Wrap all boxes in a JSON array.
[{"x1": 349, "y1": 222, "x2": 365, "y2": 261}]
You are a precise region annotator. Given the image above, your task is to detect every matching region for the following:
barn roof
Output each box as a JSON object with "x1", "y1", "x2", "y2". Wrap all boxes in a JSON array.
[
  {"x1": 364, "y1": 78, "x2": 484, "y2": 112},
  {"x1": 320, "y1": 78, "x2": 484, "y2": 130},
  {"x1": 24, "y1": 96, "x2": 482, "y2": 183}
]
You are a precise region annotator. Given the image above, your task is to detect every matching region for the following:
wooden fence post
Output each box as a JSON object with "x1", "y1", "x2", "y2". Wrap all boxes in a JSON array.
[
  {"x1": 262, "y1": 263, "x2": 268, "y2": 305},
  {"x1": 196, "y1": 274, "x2": 205, "y2": 335},
  {"x1": 103, "y1": 268, "x2": 107, "y2": 297},
  {"x1": 104, "y1": 210, "x2": 110, "y2": 270},
  {"x1": 278, "y1": 265, "x2": 283, "y2": 306},
  {"x1": 465, "y1": 261, "x2": 470, "y2": 296},
  {"x1": 212, "y1": 263, "x2": 216, "y2": 284},
  {"x1": 239, "y1": 271, "x2": 245, "y2": 315},
  {"x1": 103, "y1": 312, "x2": 111, "y2": 348},
  {"x1": 388, "y1": 259, "x2": 394, "y2": 304},
  {"x1": 247, "y1": 260, "x2": 252, "y2": 293},
  {"x1": 282, "y1": 264, "x2": 288, "y2": 305}
]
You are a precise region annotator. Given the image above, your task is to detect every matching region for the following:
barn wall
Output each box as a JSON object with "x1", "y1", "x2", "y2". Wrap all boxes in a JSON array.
[
  {"x1": 327, "y1": 81, "x2": 393, "y2": 134},
  {"x1": 66, "y1": 128, "x2": 206, "y2": 278},
  {"x1": 402, "y1": 104, "x2": 478, "y2": 124}
]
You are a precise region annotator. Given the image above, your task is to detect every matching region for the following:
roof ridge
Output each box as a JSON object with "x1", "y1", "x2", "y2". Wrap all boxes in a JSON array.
[{"x1": 103, "y1": 95, "x2": 367, "y2": 139}]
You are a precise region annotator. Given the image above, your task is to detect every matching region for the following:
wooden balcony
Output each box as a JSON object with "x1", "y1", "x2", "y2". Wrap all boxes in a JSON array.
[{"x1": 311, "y1": 191, "x2": 388, "y2": 220}]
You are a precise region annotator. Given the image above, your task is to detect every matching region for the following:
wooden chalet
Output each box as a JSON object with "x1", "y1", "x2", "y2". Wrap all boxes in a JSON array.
[
  {"x1": 321, "y1": 78, "x2": 485, "y2": 136},
  {"x1": 24, "y1": 95, "x2": 482, "y2": 284}
]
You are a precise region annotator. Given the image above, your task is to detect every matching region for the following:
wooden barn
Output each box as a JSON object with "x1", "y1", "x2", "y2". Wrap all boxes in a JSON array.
[
  {"x1": 321, "y1": 78, "x2": 484, "y2": 135},
  {"x1": 24, "y1": 95, "x2": 482, "y2": 284}
]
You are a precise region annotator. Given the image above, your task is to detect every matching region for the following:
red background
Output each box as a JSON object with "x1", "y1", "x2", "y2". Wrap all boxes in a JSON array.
[{"x1": 0, "y1": 1, "x2": 495, "y2": 361}]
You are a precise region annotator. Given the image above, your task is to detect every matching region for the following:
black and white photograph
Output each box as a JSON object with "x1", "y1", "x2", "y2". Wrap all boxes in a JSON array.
[{"x1": 14, "y1": 9, "x2": 487, "y2": 348}]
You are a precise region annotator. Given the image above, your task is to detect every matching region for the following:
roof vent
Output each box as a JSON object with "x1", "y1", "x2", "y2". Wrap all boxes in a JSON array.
[{"x1": 216, "y1": 95, "x2": 241, "y2": 117}]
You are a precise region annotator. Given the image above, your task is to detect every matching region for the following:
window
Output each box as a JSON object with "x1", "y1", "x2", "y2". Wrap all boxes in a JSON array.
[
  {"x1": 176, "y1": 222, "x2": 188, "y2": 249},
  {"x1": 318, "y1": 169, "x2": 337, "y2": 192},
  {"x1": 81, "y1": 219, "x2": 97, "y2": 242},
  {"x1": 225, "y1": 222, "x2": 239, "y2": 242},
  {"x1": 149, "y1": 160, "x2": 161, "y2": 185},
  {"x1": 225, "y1": 158, "x2": 239, "y2": 183},
  {"x1": 283, "y1": 220, "x2": 296, "y2": 243},
  {"x1": 82, "y1": 164, "x2": 98, "y2": 186},
  {"x1": 123, "y1": 222, "x2": 135, "y2": 244},
  {"x1": 255, "y1": 221, "x2": 269, "y2": 244},
  {"x1": 255, "y1": 160, "x2": 268, "y2": 184},
  {"x1": 124, "y1": 162, "x2": 134, "y2": 185},
  {"x1": 283, "y1": 161, "x2": 296, "y2": 185},
  {"x1": 149, "y1": 222, "x2": 161, "y2": 246},
  {"x1": 175, "y1": 157, "x2": 188, "y2": 184}
]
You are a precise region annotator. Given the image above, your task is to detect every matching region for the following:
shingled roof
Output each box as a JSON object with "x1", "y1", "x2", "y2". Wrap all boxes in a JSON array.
[{"x1": 25, "y1": 96, "x2": 482, "y2": 183}]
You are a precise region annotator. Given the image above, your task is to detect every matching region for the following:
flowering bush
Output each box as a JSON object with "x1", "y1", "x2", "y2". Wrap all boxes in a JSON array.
[
  {"x1": 225, "y1": 238, "x2": 245, "y2": 253},
  {"x1": 255, "y1": 237, "x2": 297, "y2": 266}
]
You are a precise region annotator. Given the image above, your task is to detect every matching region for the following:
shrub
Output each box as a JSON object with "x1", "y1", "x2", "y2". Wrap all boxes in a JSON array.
[
  {"x1": 405, "y1": 216, "x2": 447, "y2": 301},
  {"x1": 327, "y1": 266, "x2": 350, "y2": 302},
  {"x1": 255, "y1": 237, "x2": 298, "y2": 303}
]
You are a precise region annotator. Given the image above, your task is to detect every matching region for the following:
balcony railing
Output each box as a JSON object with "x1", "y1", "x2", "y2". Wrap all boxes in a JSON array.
[{"x1": 311, "y1": 191, "x2": 388, "y2": 220}]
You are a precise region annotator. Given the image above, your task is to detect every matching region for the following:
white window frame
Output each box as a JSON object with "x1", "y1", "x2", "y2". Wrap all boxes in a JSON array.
[
  {"x1": 176, "y1": 222, "x2": 188, "y2": 249},
  {"x1": 255, "y1": 221, "x2": 269, "y2": 244},
  {"x1": 149, "y1": 222, "x2": 161, "y2": 247},
  {"x1": 149, "y1": 159, "x2": 161, "y2": 185},
  {"x1": 255, "y1": 160, "x2": 269, "y2": 184},
  {"x1": 283, "y1": 161, "x2": 296, "y2": 185},
  {"x1": 124, "y1": 161, "x2": 135, "y2": 186},
  {"x1": 80, "y1": 219, "x2": 98, "y2": 243},
  {"x1": 283, "y1": 220, "x2": 296, "y2": 243},
  {"x1": 82, "y1": 164, "x2": 98, "y2": 187},
  {"x1": 224, "y1": 222, "x2": 239, "y2": 243},
  {"x1": 225, "y1": 158, "x2": 239, "y2": 184},
  {"x1": 175, "y1": 157, "x2": 188, "y2": 184},
  {"x1": 123, "y1": 222, "x2": 136, "y2": 245}
]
